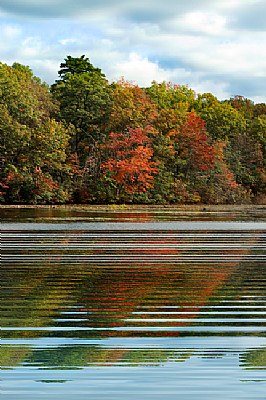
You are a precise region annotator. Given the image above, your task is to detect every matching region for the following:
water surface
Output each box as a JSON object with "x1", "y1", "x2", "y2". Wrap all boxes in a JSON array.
[{"x1": 1, "y1": 206, "x2": 266, "y2": 399}]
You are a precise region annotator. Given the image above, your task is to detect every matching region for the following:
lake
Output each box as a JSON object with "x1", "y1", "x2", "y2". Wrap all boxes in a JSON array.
[{"x1": 1, "y1": 205, "x2": 266, "y2": 399}]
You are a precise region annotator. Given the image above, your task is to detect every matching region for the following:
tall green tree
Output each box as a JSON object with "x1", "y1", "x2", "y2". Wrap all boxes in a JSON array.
[
  {"x1": 51, "y1": 55, "x2": 112, "y2": 164},
  {"x1": 57, "y1": 55, "x2": 102, "y2": 78}
]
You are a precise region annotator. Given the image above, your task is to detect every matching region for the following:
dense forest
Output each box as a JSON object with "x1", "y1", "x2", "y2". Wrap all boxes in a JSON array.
[{"x1": 0, "y1": 56, "x2": 265, "y2": 204}]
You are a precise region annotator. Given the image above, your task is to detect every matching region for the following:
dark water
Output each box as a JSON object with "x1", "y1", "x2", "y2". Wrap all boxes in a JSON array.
[{"x1": 1, "y1": 207, "x2": 266, "y2": 399}]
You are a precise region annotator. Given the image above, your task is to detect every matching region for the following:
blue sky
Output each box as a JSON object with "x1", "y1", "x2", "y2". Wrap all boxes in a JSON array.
[{"x1": 1, "y1": 0, "x2": 265, "y2": 102}]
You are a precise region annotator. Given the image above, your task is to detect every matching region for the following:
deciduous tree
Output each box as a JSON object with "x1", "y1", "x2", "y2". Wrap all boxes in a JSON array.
[
  {"x1": 101, "y1": 127, "x2": 159, "y2": 200},
  {"x1": 0, "y1": 62, "x2": 70, "y2": 203}
]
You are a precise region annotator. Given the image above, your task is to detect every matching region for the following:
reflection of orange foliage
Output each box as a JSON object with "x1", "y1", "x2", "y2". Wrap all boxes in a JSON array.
[
  {"x1": 79, "y1": 266, "x2": 236, "y2": 332},
  {"x1": 78, "y1": 232, "x2": 258, "y2": 340},
  {"x1": 72, "y1": 228, "x2": 260, "y2": 337}
]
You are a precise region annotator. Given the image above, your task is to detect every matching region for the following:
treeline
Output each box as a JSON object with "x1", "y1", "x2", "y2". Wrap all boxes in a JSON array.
[{"x1": 0, "y1": 56, "x2": 265, "y2": 204}]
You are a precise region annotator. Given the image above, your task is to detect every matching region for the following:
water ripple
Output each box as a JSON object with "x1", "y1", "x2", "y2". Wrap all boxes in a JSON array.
[{"x1": 1, "y1": 220, "x2": 265, "y2": 399}]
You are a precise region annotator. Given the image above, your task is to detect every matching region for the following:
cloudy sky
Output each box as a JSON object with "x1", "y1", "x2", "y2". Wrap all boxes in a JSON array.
[{"x1": 1, "y1": 0, "x2": 265, "y2": 102}]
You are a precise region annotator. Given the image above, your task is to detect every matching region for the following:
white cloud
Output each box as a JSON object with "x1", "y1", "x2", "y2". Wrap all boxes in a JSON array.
[
  {"x1": 58, "y1": 38, "x2": 78, "y2": 46},
  {"x1": 31, "y1": 59, "x2": 61, "y2": 83},
  {"x1": 0, "y1": 0, "x2": 265, "y2": 102},
  {"x1": 1, "y1": 23, "x2": 21, "y2": 39},
  {"x1": 192, "y1": 80, "x2": 230, "y2": 100},
  {"x1": 111, "y1": 53, "x2": 169, "y2": 85},
  {"x1": 182, "y1": 33, "x2": 266, "y2": 78},
  {"x1": 177, "y1": 11, "x2": 229, "y2": 36},
  {"x1": 252, "y1": 95, "x2": 266, "y2": 104},
  {"x1": 20, "y1": 36, "x2": 44, "y2": 58}
]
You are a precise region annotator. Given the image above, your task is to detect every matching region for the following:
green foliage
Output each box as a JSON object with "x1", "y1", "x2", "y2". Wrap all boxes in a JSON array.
[
  {"x1": 249, "y1": 114, "x2": 266, "y2": 149},
  {"x1": 147, "y1": 81, "x2": 195, "y2": 135},
  {"x1": 147, "y1": 81, "x2": 195, "y2": 111},
  {"x1": 0, "y1": 61, "x2": 70, "y2": 204},
  {"x1": 1, "y1": 57, "x2": 265, "y2": 204},
  {"x1": 3, "y1": 169, "x2": 69, "y2": 204},
  {"x1": 107, "y1": 79, "x2": 157, "y2": 132},
  {"x1": 57, "y1": 55, "x2": 103, "y2": 80},
  {"x1": 195, "y1": 93, "x2": 247, "y2": 140},
  {"x1": 51, "y1": 56, "x2": 112, "y2": 165}
]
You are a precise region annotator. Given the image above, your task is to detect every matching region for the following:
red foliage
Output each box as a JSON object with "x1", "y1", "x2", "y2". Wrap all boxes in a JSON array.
[
  {"x1": 101, "y1": 127, "x2": 159, "y2": 194},
  {"x1": 0, "y1": 180, "x2": 9, "y2": 197},
  {"x1": 174, "y1": 113, "x2": 215, "y2": 172},
  {"x1": 32, "y1": 168, "x2": 59, "y2": 195}
]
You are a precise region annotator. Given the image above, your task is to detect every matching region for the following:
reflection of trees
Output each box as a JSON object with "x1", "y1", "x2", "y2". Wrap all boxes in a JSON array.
[
  {"x1": 1, "y1": 346, "x2": 31, "y2": 369},
  {"x1": 0, "y1": 263, "x2": 236, "y2": 368},
  {"x1": 240, "y1": 348, "x2": 266, "y2": 369},
  {"x1": 76, "y1": 265, "x2": 237, "y2": 334},
  {"x1": 2, "y1": 265, "x2": 94, "y2": 332},
  {"x1": 205, "y1": 259, "x2": 266, "y2": 324},
  {"x1": 17, "y1": 346, "x2": 191, "y2": 369},
  {"x1": 2, "y1": 227, "x2": 265, "y2": 370},
  {"x1": 2, "y1": 343, "x2": 265, "y2": 370}
]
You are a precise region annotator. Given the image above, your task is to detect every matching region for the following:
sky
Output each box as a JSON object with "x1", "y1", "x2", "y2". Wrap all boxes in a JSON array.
[{"x1": 0, "y1": 0, "x2": 265, "y2": 103}]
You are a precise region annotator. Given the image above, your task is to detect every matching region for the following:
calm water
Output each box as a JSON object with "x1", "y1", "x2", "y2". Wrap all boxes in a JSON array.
[{"x1": 1, "y1": 207, "x2": 266, "y2": 399}]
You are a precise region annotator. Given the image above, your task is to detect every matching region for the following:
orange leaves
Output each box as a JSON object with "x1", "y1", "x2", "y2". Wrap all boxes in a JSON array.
[
  {"x1": 101, "y1": 127, "x2": 159, "y2": 194},
  {"x1": 174, "y1": 112, "x2": 215, "y2": 173},
  {"x1": 214, "y1": 141, "x2": 240, "y2": 190}
]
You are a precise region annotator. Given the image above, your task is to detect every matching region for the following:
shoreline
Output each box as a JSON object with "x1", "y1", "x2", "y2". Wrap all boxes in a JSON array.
[{"x1": 1, "y1": 204, "x2": 265, "y2": 211}]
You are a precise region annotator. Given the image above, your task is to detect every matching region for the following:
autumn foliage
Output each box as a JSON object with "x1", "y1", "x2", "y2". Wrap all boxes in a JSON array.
[
  {"x1": 174, "y1": 112, "x2": 215, "y2": 173},
  {"x1": 0, "y1": 57, "x2": 265, "y2": 204},
  {"x1": 101, "y1": 127, "x2": 158, "y2": 194}
]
